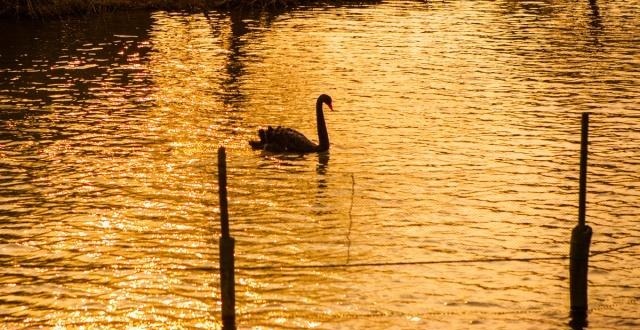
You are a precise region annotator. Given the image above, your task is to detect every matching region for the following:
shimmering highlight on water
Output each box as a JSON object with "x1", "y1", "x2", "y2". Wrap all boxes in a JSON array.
[{"x1": 1, "y1": 1, "x2": 639, "y2": 328}]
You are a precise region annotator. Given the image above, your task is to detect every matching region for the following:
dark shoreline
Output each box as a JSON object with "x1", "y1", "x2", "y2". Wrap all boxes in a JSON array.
[{"x1": 0, "y1": 0, "x2": 381, "y2": 19}]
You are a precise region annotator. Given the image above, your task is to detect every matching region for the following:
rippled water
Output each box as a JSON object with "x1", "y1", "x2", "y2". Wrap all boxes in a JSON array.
[{"x1": 1, "y1": 1, "x2": 639, "y2": 328}]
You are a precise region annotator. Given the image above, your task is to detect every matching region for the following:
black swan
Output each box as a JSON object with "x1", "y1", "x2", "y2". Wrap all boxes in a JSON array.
[{"x1": 249, "y1": 94, "x2": 333, "y2": 153}]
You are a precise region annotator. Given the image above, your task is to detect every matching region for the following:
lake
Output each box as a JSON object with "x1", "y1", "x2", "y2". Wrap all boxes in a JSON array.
[{"x1": 1, "y1": 0, "x2": 639, "y2": 328}]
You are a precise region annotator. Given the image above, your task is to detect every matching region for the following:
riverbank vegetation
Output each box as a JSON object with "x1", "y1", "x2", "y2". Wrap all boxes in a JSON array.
[{"x1": 0, "y1": 0, "x2": 380, "y2": 18}]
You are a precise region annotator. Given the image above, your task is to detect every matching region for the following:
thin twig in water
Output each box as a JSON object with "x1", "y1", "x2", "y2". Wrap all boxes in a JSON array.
[
  {"x1": 590, "y1": 242, "x2": 640, "y2": 257},
  {"x1": 346, "y1": 173, "x2": 355, "y2": 264}
]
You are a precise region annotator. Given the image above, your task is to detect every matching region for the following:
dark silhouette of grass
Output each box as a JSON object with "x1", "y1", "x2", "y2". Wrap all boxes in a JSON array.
[{"x1": 0, "y1": 0, "x2": 381, "y2": 18}]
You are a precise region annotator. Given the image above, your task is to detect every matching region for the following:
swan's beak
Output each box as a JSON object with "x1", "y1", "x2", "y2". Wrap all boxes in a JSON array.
[{"x1": 328, "y1": 103, "x2": 334, "y2": 111}]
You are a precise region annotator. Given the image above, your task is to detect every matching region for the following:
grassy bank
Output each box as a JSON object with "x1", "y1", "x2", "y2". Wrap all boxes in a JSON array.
[{"x1": 0, "y1": 0, "x2": 379, "y2": 18}]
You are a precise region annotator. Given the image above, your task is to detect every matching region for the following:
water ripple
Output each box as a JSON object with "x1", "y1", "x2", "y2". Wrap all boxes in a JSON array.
[{"x1": 1, "y1": 1, "x2": 639, "y2": 328}]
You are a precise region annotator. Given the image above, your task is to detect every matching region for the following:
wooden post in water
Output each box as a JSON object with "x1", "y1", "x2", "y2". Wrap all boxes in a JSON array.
[
  {"x1": 569, "y1": 113, "x2": 592, "y2": 328},
  {"x1": 218, "y1": 147, "x2": 236, "y2": 330}
]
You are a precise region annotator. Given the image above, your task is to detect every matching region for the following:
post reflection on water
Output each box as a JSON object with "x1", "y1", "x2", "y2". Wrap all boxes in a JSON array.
[{"x1": 1, "y1": 1, "x2": 639, "y2": 328}]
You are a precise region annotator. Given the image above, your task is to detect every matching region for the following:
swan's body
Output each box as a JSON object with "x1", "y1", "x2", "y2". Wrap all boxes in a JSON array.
[{"x1": 249, "y1": 94, "x2": 333, "y2": 153}]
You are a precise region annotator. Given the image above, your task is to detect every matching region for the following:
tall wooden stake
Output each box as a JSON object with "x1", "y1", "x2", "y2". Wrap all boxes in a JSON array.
[
  {"x1": 218, "y1": 147, "x2": 236, "y2": 330},
  {"x1": 569, "y1": 113, "x2": 592, "y2": 329},
  {"x1": 577, "y1": 113, "x2": 589, "y2": 228}
]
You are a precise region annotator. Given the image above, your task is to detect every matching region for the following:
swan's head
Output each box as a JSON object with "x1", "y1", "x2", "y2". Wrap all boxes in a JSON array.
[{"x1": 319, "y1": 94, "x2": 333, "y2": 111}]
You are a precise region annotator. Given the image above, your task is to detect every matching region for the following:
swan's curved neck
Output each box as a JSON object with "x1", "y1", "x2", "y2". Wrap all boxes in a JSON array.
[{"x1": 316, "y1": 98, "x2": 329, "y2": 151}]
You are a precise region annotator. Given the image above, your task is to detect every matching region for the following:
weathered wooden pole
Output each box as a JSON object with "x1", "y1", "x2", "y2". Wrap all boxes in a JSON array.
[
  {"x1": 218, "y1": 147, "x2": 236, "y2": 330},
  {"x1": 577, "y1": 113, "x2": 590, "y2": 229},
  {"x1": 569, "y1": 113, "x2": 592, "y2": 329}
]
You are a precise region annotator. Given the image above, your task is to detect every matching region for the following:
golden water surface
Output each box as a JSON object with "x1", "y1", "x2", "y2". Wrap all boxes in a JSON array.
[{"x1": 1, "y1": 1, "x2": 639, "y2": 328}]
